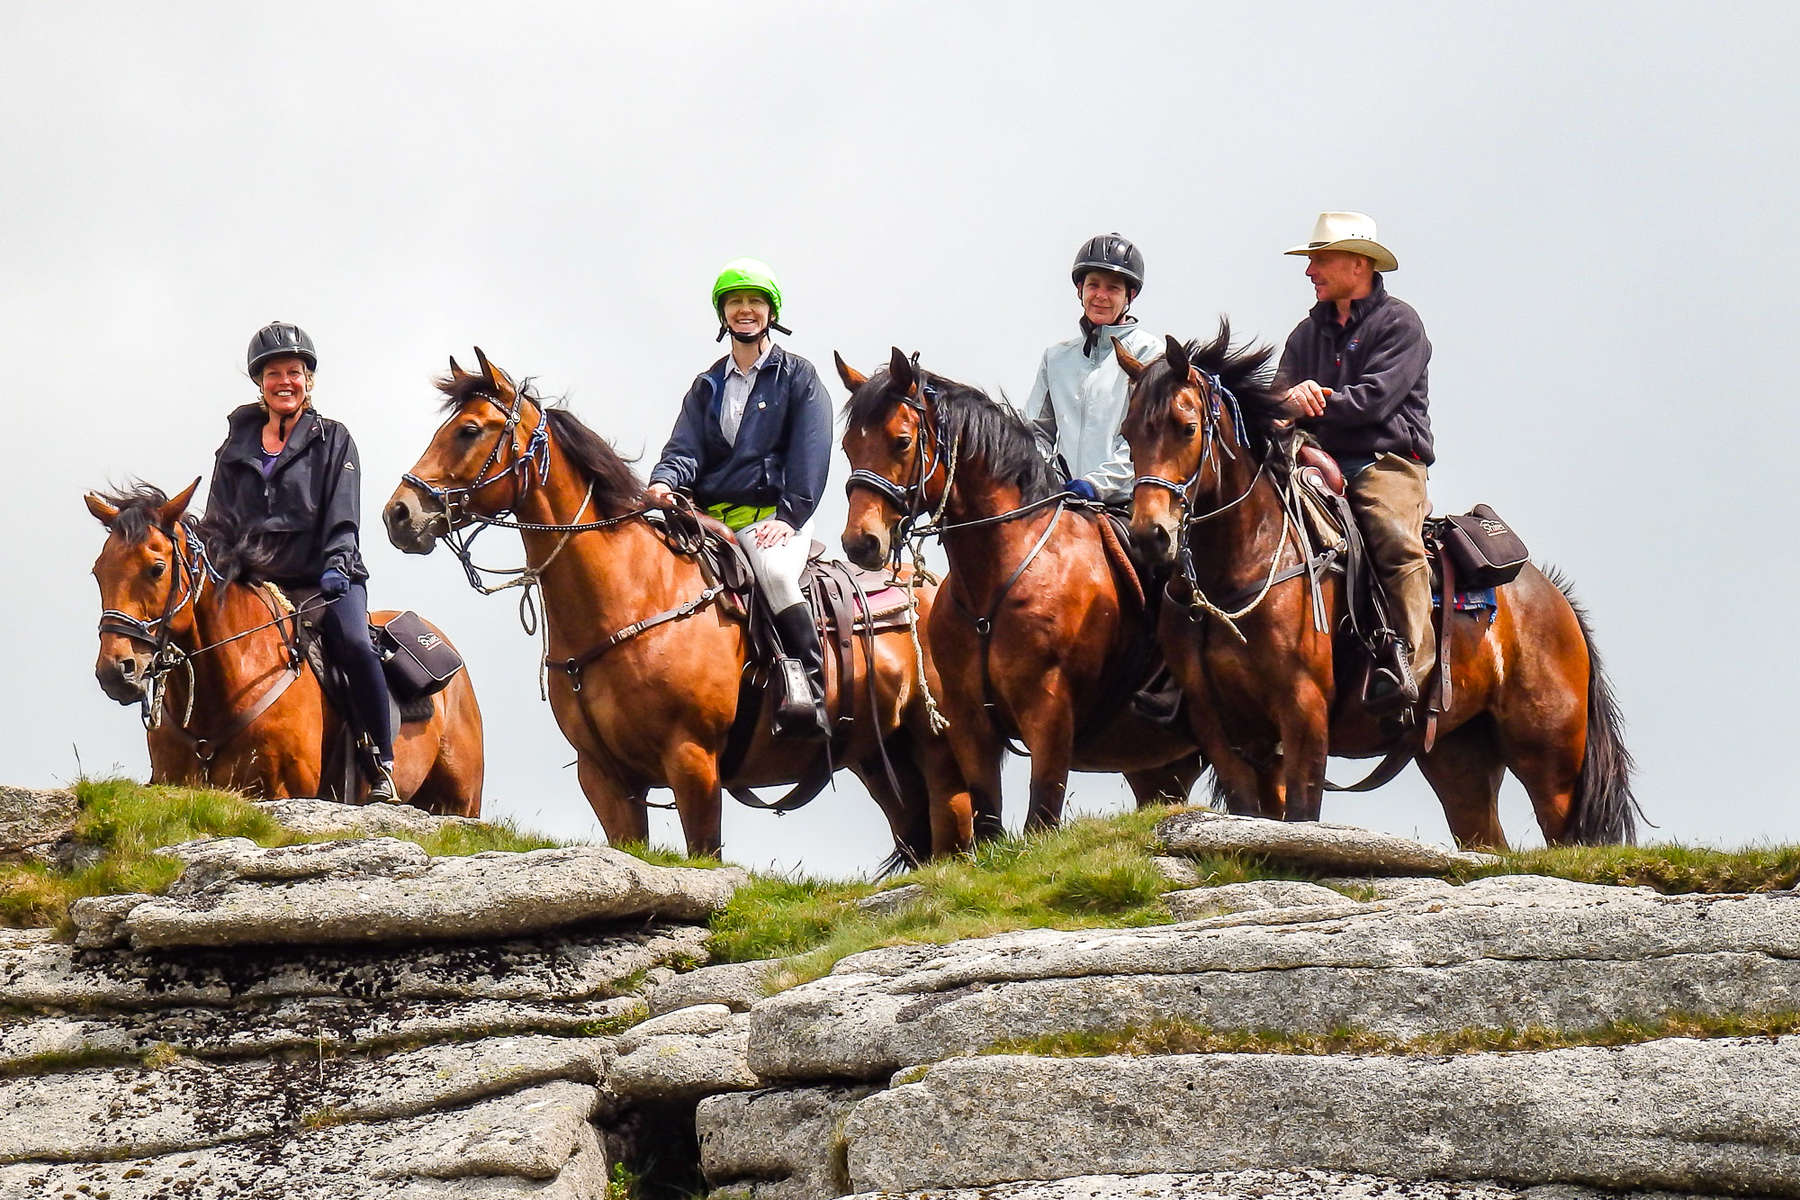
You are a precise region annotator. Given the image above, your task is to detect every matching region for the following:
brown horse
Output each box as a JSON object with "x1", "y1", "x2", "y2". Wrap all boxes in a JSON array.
[
  {"x1": 382, "y1": 351, "x2": 968, "y2": 862},
  {"x1": 1115, "y1": 326, "x2": 1638, "y2": 847},
  {"x1": 87, "y1": 481, "x2": 484, "y2": 815},
  {"x1": 838, "y1": 348, "x2": 1205, "y2": 840}
]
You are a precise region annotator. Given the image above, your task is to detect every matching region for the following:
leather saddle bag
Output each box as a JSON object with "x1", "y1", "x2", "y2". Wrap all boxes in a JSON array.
[
  {"x1": 1438, "y1": 504, "x2": 1529, "y2": 589},
  {"x1": 375, "y1": 611, "x2": 464, "y2": 699}
]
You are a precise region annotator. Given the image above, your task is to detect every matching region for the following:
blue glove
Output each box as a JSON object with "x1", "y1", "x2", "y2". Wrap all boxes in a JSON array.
[
  {"x1": 1065, "y1": 478, "x2": 1100, "y2": 503},
  {"x1": 319, "y1": 568, "x2": 352, "y2": 597}
]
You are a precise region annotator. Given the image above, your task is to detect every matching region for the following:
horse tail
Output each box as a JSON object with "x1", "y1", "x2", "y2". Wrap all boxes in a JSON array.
[{"x1": 1545, "y1": 567, "x2": 1642, "y2": 844}]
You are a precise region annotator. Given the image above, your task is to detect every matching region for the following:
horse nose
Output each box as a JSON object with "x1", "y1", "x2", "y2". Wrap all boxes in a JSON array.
[
  {"x1": 1132, "y1": 522, "x2": 1173, "y2": 565},
  {"x1": 96, "y1": 655, "x2": 144, "y2": 703},
  {"x1": 843, "y1": 531, "x2": 883, "y2": 570}
]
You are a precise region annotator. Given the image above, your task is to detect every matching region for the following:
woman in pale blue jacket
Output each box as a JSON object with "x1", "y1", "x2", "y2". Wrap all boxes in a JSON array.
[{"x1": 1027, "y1": 233, "x2": 1160, "y2": 507}]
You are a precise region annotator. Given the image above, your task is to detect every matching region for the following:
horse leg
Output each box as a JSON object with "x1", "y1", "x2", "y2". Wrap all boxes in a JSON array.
[
  {"x1": 1495, "y1": 707, "x2": 1584, "y2": 847},
  {"x1": 943, "y1": 714, "x2": 1004, "y2": 844},
  {"x1": 664, "y1": 740, "x2": 724, "y2": 858},
  {"x1": 1277, "y1": 680, "x2": 1332, "y2": 823},
  {"x1": 855, "y1": 728, "x2": 935, "y2": 872},
  {"x1": 1124, "y1": 751, "x2": 1205, "y2": 809},
  {"x1": 576, "y1": 752, "x2": 649, "y2": 848},
  {"x1": 1018, "y1": 703, "x2": 1075, "y2": 833},
  {"x1": 1416, "y1": 715, "x2": 1508, "y2": 849}
]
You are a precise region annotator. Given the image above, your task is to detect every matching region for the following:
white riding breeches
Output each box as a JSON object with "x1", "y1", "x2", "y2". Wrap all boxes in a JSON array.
[{"x1": 738, "y1": 517, "x2": 812, "y2": 613}]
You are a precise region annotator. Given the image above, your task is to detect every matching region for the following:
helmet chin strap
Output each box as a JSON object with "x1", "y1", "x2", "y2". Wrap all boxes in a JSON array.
[{"x1": 715, "y1": 320, "x2": 793, "y2": 344}]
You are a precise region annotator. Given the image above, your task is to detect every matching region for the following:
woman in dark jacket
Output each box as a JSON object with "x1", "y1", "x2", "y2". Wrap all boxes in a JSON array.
[{"x1": 205, "y1": 322, "x2": 397, "y2": 800}]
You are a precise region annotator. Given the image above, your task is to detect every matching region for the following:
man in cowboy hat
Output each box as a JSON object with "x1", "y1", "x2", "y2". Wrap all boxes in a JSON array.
[{"x1": 1275, "y1": 211, "x2": 1435, "y2": 705}]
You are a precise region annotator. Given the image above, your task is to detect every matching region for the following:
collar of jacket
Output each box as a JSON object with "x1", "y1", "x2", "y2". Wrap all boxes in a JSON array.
[
  {"x1": 1079, "y1": 314, "x2": 1139, "y2": 357},
  {"x1": 217, "y1": 402, "x2": 322, "y2": 468},
  {"x1": 701, "y1": 341, "x2": 789, "y2": 405},
  {"x1": 1308, "y1": 273, "x2": 1390, "y2": 333}
]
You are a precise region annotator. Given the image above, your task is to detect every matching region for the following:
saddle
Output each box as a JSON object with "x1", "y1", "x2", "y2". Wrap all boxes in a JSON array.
[
  {"x1": 649, "y1": 506, "x2": 920, "y2": 812},
  {"x1": 281, "y1": 586, "x2": 456, "y2": 801}
]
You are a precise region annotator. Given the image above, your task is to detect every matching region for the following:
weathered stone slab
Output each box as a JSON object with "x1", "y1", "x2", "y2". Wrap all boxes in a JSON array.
[
  {"x1": 856, "y1": 883, "x2": 926, "y2": 916},
  {"x1": 0, "y1": 1081, "x2": 607, "y2": 1198},
  {"x1": 1153, "y1": 854, "x2": 1204, "y2": 888},
  {"x1": 842, "y1": 1039, "x2": 1800, "y2": 1194},
  {"x1": 649, "y1": 957, "x2": 785, "y2": 1015},
  {"x1": 1162, "y1": 879, "x2": 1348, "y2": 920},
  {"x1": 71, "y1": 838, "x2": 745, "y2": 950},
  {"x1": 1316, "y1": 875, "x2": 1463, "y2": 901},
  {"x1": 748, "y1": 880, "x2": 1800, "y2": 1080},
  {"x1": 0, "y1": 993, "x2": 642, "y2": 1069},
  {"x1": 0, "y1": 1034, "x2": 610, "y2": 1164},
  {"x1": 0, "y1": 922, "x2": 707, "y2": 1012},
  {"x1": 700, "y1": 1085, "x2": 878, "y2": 1200},
  {"x1": 1158, "y1": 809, "x2": 1499, "y2": 874},
  {"x1": 612, "y1": 1004, "x2": 759, "y2": 1102},
  {"x1": 837, "y1": 1171, "x2": 1695, "y2": 1199},
  {"x1": 256, "y1": 796, "x2": 487, "y2": 839},
  {"x1": 0, "y1": 784, "x2": 78, "y2": 859}
]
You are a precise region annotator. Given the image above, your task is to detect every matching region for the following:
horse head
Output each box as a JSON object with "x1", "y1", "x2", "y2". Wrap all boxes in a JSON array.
[
  {"x1": 837, "y1": 346, "x2": 942, "y2": 570},
  {"x1": 1117, "y1": 333, "x2": 1218, "y2": 566},
  {"x1": 386, "y1": 347, "x2": 542, "y2": 554},
  {"x1": 85, "y1": 479, "x2": 203, "y2": 704}
]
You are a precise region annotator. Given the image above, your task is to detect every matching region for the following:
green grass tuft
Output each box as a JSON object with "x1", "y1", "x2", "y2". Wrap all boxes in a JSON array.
[
  {"x1": 0, "y1": 777, "x2": 577, "y2": 932},
  {"x1": 984, "y1": 1010, "x2": 1800, "y2": 1060},
  {"x1": 1455, "y1": 842, "x2": 1800, "y2": 894}
]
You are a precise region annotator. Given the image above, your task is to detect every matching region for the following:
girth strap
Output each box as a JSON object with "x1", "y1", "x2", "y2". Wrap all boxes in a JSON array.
[{"x1": 548, "y1": 585, "x2": 725, "y2": 689}]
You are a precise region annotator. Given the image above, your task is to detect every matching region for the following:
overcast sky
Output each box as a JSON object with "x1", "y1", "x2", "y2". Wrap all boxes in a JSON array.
[{"x1": 6, "y1": 2, "x2": 1794, "y2": 875}]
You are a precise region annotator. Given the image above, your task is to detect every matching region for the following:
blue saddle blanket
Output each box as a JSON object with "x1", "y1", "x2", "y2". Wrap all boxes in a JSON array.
[{"x1": 1433, "y1": 586, "x2": 1497, "y2": 612}]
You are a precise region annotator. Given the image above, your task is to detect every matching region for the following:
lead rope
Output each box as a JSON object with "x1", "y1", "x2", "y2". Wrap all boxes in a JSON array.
[{"x1": 898, "y1": 420, "x2": 960, "y2": 733}]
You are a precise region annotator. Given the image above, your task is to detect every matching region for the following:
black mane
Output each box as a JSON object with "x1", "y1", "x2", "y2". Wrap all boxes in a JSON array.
[
  {"x1": 433, "y1": 372, "x2": 643, "y2": 515},
  {"x1": 94, "y1": 483, "x2": 171, "y2": 548},
  {"x1": 842, "y1": 366, "x2": 1062, "y2": 503},
  {"x1": 1132, "y1": 319, "x2": 1289, "y2": 458}
]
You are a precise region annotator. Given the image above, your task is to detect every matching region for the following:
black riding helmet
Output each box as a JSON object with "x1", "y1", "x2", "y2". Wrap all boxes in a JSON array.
[
  {"x1": 247, "y1": 322, "x2": 317, "y2": 377},
  {"x1": 1071, "y1": 233, "x2": 1145, "y2": 296}
]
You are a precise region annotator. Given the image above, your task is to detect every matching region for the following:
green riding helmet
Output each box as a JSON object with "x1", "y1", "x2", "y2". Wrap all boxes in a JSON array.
[{"x1": 711, "y1": 258, "x2": 792, "y2": 338}]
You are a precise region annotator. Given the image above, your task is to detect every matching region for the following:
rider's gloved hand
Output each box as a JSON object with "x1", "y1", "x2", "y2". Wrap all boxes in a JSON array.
[
  {"x1": 319, "y1": 568, "x2": 352, "y2": 597},
  {"x1": 1065, "y1": 478, "x2": 1100, "y2": 503}
]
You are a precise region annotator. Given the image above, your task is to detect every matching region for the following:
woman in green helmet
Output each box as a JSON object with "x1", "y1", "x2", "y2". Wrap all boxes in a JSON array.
[{"x1": 644, "y1": 258, "x2": 835, "y2": 739}]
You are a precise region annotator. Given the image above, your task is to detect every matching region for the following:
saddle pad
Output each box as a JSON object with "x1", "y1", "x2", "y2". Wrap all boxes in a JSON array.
[{"x1": 1432, "y1": 586, "x2": 1498, "y2": 612}]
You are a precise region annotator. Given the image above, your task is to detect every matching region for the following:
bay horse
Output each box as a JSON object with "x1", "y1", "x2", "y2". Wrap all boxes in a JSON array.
[
  {"x1": 382, "y1": 351, "x2": 967, "y2": 863},
  {"x1": 1116, "y1": 326, "x2": 1638, "y2": 847},
  {"x1": 86, "y1": 481, "x2": 484, "y2": 815},
  {"x1": 838, "y1": 348, "x2": 1205, "y2": 841}
]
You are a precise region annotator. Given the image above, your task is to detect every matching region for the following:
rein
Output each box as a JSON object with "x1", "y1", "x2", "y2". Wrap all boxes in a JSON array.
[{"x1": 98, "y1": 524, "x2": 322, "y2": 769}]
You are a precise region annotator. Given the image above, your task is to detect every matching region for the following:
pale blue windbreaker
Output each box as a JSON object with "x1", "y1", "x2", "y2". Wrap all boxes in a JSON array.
[{"x1": 1025, "y1": 319, "x2": 1162, "y2": 505}]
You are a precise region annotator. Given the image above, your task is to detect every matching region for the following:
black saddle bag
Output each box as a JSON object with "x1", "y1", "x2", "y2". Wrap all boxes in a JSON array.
[
  {"x1": 374, "y1": 611, "x2": 464, "y2": 699},
  {"x1": 1439, "y1": 504, "x2": 1529, "y2": 588}
]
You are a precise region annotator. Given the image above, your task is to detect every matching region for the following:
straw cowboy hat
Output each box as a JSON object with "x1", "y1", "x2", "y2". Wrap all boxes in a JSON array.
[{"x1": 1284, "y1": 212, "x2": 1398, "y2": 273}]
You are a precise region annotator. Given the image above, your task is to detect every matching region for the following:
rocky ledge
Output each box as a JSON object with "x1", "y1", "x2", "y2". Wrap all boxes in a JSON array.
[{"x1": 5, "y1": 794, "x2": 1798, "y2": 1199}]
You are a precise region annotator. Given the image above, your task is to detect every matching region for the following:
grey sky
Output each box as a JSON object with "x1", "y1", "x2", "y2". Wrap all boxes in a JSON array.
[{"x1": 7, "y1": 2, "x2": 1794, "y2": 875}]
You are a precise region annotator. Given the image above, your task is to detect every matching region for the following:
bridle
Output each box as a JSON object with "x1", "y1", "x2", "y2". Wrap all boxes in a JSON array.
[
  {"x1": 843, "y1": 356, "x2": 956, "y2": 552},
  {"x1": 96, "y1": 521, "x2": 323, "y2": 761},
  {"x1": 1132, "y1": 369, "x2": 1256, "y2": 527}
]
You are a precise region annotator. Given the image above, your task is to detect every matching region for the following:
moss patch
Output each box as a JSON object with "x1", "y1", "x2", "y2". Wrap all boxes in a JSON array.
[{"x1": 985, "y1": 1011, "x2": 1800, "y2": 1060}]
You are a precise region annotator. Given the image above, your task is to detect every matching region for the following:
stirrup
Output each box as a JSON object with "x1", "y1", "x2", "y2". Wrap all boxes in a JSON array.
[
  {"x1": 771, "y1": 657, "x2": 829, "y2": 741},
  {"x1": 364, "y1": 755, "x2": 399, "y2": 803}
]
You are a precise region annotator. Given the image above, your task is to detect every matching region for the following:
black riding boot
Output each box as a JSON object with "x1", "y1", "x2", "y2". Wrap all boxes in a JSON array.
[
  {"x1": 1365, "y1": 632, "x2": 1421, "y2": 711},
  {"x1": 771, "y1": 603, "x2": 830, "y2": 741}
]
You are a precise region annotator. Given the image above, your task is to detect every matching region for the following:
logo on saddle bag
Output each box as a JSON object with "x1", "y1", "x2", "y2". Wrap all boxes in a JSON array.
[
  {"x1": 416, "y1": 633, "x2": 444, "y2": 651},
  {"x1": 1479, "y1": 518, "x2": 1508, "y2": 536}
]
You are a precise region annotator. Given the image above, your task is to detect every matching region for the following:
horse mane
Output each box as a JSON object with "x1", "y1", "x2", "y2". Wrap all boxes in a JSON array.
[
  {"x1": 433, "y1": 372, "x2": 643, "y2": 515},
  {"x1": 93, "y1": 483, "x2": 172, "y2": 548},
  {"x1": 843, "y1": 367, "x2": 1062, "y2": 503},
  {"x1": 191, "y1": 505, "x2": 279, "y2": 586},
  {"x1": 1134, "y1": 318, "x2": 1291, "y2": 460}
]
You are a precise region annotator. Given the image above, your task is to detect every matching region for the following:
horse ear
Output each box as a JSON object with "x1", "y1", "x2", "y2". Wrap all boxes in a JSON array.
[
  {"x1": 1112, "y1": 337, "x2": 1146, "y2": 382},
  {"x1": 472, "y1": 347, "x2": 515, "y2": 397},
  {"x1": 85, "y1": 492, "x2": 120, "y2": 526},
  {"x1": 1164, "y1": 334, "x2": 1191, "y2": 376},
  {"x1": 834, "y1": 351, "x2": 868, "y2": 392},
  {"x1": 887, "y1": 347, "x2": 915, "y2": 396},
  {"x1": 449, "y1": 355, "x2": 470, "y2": 379},
  {"x1": 157, "y1": 478, "x2": 202, "y2": 527}
]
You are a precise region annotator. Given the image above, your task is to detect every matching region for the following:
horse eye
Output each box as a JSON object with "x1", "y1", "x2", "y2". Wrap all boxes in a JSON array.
[
  {"x1": 148, "y1": 560, "x2": 167, "y2": 580},
  {"x1": 1183, "y1": 422, "x2": 1201, "y2": 439},
  {"x1": 894, "y1": 435, "x2": 913, "y2": 452},
  {"x1": 458, "y1": 423, "x2": 482, "y2": 439}
]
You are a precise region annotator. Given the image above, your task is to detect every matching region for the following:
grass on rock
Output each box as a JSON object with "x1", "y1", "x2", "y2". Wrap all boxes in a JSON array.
[{"x1": 0, "y1": 777, "x2": 573, "y2": 930}]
